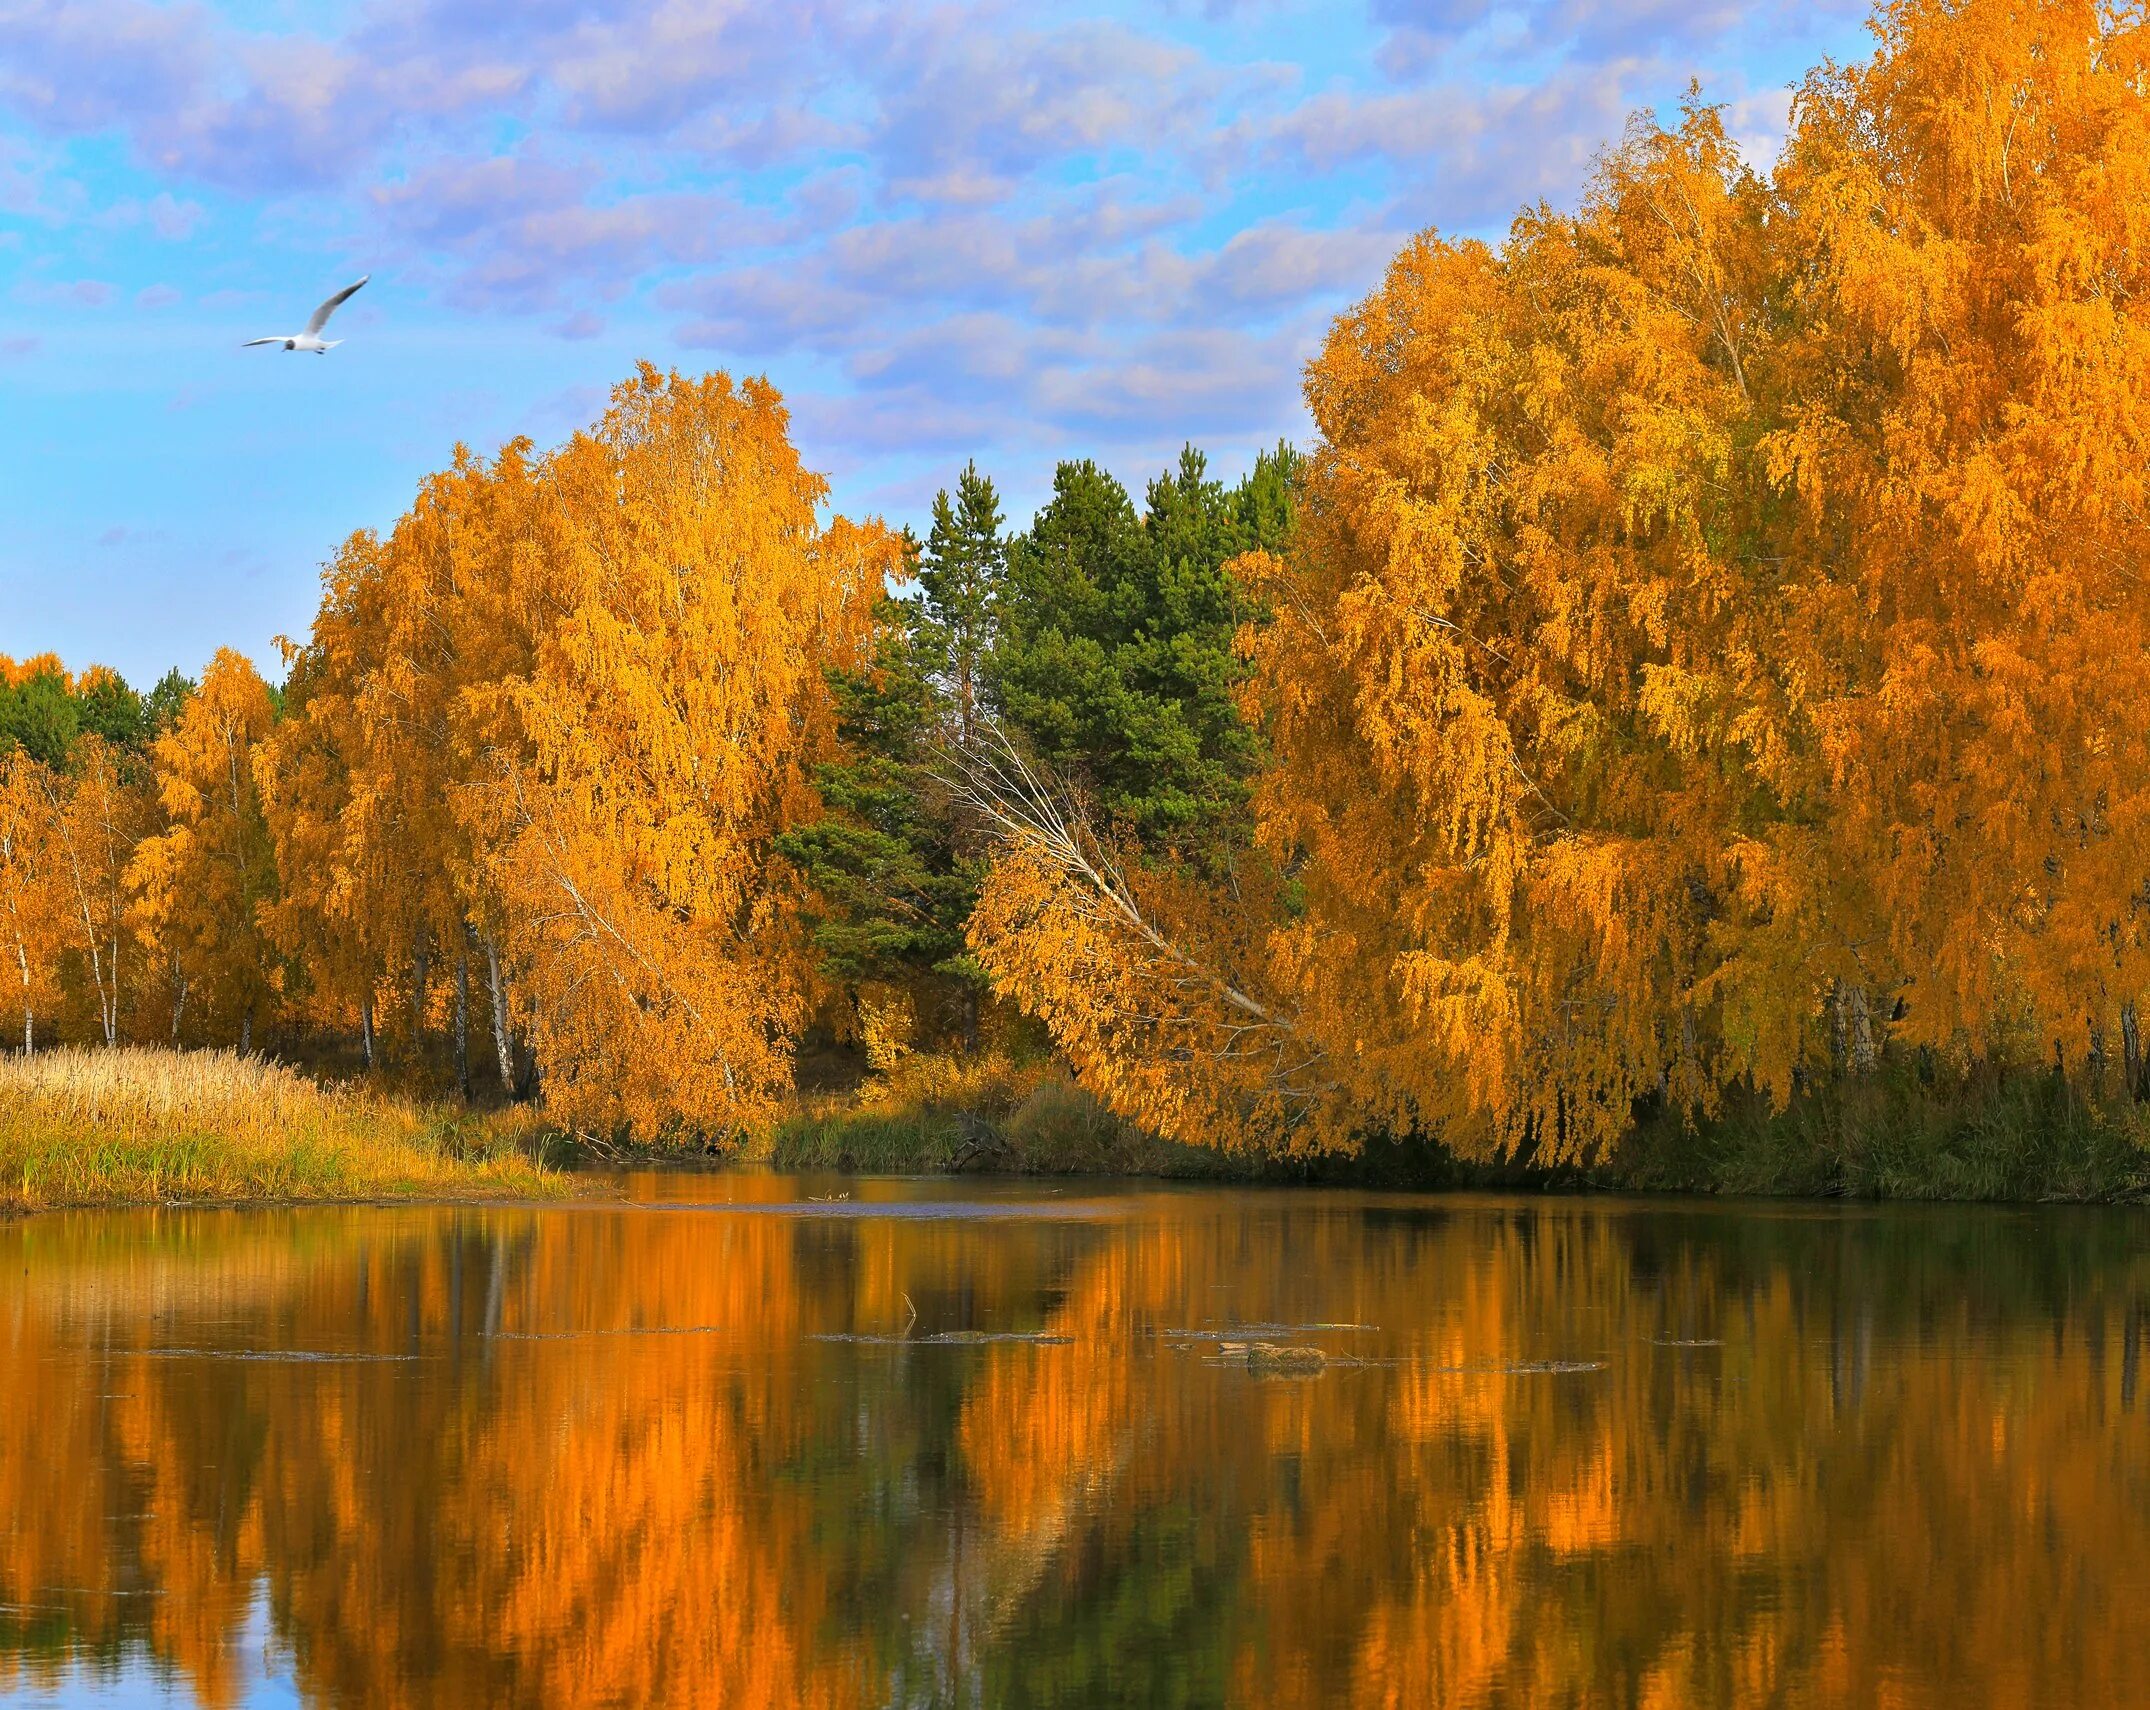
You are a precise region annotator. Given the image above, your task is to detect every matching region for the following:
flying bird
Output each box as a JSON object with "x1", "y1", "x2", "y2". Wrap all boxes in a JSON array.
[{"x1": 243, "y1": 275, "x2": 369, "y2": 354}]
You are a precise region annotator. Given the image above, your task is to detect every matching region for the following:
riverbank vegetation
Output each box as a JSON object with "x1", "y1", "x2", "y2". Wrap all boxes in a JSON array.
[
  {"x1": 0, "y1": 1048, "x2": 557, "y2": 1211},
  {"x1": 757, "y1": 1054, "x2": 1244, "y2": 1178},
  {"x1": 9, "y1": 0, "x2": 2150, "y2": 1201}
]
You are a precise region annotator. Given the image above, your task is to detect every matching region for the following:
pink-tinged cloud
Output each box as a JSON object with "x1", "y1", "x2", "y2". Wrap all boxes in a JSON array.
[
  {"x1": 18, "y1": 276, "x2": 116, "y2": 306},
  {"x1": 0, "y1": 0, "x2": 1885, "y2": 667},
  {"x1": 97, "y1": 189, "x2": 206, "y2": 238},
  {"x1": 369, "y1": 147, "x2": 773, "y2": 310}
]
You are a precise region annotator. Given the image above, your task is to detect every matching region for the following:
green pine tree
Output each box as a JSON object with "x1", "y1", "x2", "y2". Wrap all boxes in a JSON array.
[
  {"x1": 73, "y1": 671, "x2": 146, "y2": 750},
  {"x1": 915, "y1": 460, "x2": 1005, "y2": 748},
  {"x1": 990, "y1": 442, "x2": 1297, "y2": 861},
  {"x1": 0, "y1": 664, "x2": 79, "y2": 766},
  {"x1": 143, "y1": 668, "x2": 197, "y2": 738},
  {"x1": 776, "y1": 593, "x2": 988, "y2": 1049}
]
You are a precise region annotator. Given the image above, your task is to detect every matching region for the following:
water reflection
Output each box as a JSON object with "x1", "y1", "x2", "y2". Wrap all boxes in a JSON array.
[{"x1": 3, "y1": 1185, "x2": 2148, "y2": 1707}]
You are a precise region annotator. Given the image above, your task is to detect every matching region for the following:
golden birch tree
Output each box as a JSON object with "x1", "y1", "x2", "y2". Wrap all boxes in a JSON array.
[
  {"x1": 40, "y1": 736, "x2": 153, "y2": 1047},
  {"x1": 470, "y1": 366, "x2": 892, "y2": 1135},
  {"x1": 972, "y1": 105, "x2": 1781, "y2": 1158},
  {"x1": 0, "y1": 751, "x2": 60, "y2": 1053},
  {"x1": 1760, "y1": 0, "x2": 2150, "y2": 1080},
  {"x1": 975, "y1": 0, "x2": 2150, "y2": 1158},
  {"x1": 130, "y1": 650, "x2": 283, "y2": 1049}
]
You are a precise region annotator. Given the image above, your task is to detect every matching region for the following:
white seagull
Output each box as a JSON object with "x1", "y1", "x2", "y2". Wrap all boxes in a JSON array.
[{"x1": 243, "y1": 275, "x2": 369, "y2": 354}]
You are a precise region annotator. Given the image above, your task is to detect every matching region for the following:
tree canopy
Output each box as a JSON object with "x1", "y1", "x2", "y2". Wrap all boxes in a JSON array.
[{"x1": 11, "y1": 0, "x2": 2150, "y2": 1161}]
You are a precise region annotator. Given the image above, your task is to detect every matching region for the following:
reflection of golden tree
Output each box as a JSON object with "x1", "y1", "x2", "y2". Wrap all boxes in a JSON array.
[
  {"x1": 255, "y1": 1212, "x2": 873, "y2": 1710},
  {"x1": 0, "y1": 1214, "x2": 338, "y2": 1708},
  {"x1": 0, "y1": 1211, "x2": 874, "y2": 1709},
  {"x1": 11, "y1": 1203, "x2": 2150, "y2": 1707},
  {"x1": 951, "y1": 1203, "x2": 2150, "y2": 1709},
  {"x1": 957, "y1": 1220, "x2": 1182, "y2": 1560}
]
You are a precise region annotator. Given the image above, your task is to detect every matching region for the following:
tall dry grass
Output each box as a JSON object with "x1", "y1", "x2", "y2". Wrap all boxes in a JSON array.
[{"x1": 0, "y1": 1046, "x2": 564, "y2": 1211}]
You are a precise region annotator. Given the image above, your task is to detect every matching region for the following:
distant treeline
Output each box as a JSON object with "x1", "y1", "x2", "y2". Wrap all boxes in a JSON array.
[
  {"x1": 9, "y1": 0, "x2": 2150, "y2": 1163},
  {"x1": 0, "y1": 659, "x2": 196, "y2": 764},
  {"x1": 0, "y1": 368, "x2": 1289, "y2": 1139}
]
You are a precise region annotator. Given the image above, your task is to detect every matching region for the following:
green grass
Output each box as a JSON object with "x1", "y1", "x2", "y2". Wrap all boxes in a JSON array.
[
  {"x1": 0, "y1": 1046, "x2": 567, "y2": 1212},
  {"x1": 752, "y1": 1054, "x2": 1239, "y2": 1177},
  {"x1": 42, "y1": 1044, "x2": 2137, "y2": 1212},
  {"x1": 1613, "y1": 1068, "x2": 2150, "y2": 1202},
  {"x1": 753, "y1": 1052, "x2": 2150, "y2": 1202}
]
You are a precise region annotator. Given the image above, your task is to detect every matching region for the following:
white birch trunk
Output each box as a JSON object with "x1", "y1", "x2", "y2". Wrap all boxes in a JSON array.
[{"x1": 485, "y1": 937, "x2": 517, "y2": 1095}]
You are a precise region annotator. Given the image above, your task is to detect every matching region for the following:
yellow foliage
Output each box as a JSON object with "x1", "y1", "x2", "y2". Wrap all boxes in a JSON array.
[
  {"x1": 975, "y1": 0, "x2": 2150, "y2": 1161},
  {"x1": 129, "y1": 649, "x2": 281, "y2": 1047},
  {"x1": 258, "y1": 364, "x2": 896, "y2": 1137},
  {"x1": 19, "y1": 0, "x2": 2150, "y2": 1166},
  {"x1": 46, "y1": 735, "x2": 155, "y2": 1046},
  {"x1": 0, "y1": 749, "x2": 61, "y2": 1051},
  {"x1": 470, "y1": 367, "x2": 893, "y2": 1136},
  {"x1": 857, "y1": 984, "x2": 918, "y2": 1071}
]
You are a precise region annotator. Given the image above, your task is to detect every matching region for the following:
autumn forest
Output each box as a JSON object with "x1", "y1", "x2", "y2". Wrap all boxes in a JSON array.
[{"x1": 8, "y1": 0, "x2": 2150, "y2": 1178}]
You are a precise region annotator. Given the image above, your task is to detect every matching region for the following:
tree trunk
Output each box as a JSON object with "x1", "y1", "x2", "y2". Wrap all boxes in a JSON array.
[
  {"x1": 171, "y1": 974, "x2": 188, "y2": 1044},
  {"x1": 485, "y1": 937, "x2": 516, "y2": 1096},
  {"x1": 15, "y1": 941, "x2": 30, "y2": 1058},
  {"x1": 411, "y1": 932, "x2": 431, "y2": 1069},
  {"x1": 1840, "y1": 985, "x2": 1874, "y2": 1075},
  {"x1": 515, "y1": 1001, "x2": 542, "y2": 1102},
  {"x1": 361, "y1": 998, "x2": 376, "y2": 1072},
  {"x1": 2125, "y1": 1002, "x2": 2144, "y2": 1102},
  {"x1": 240, "y1": 1011, "x2": 252, "y2": 1056},
  {"x1": 454, "y1": 932, "x2": 473, "y2": 1102},
  {"x1": 85, "y1": 937, "x2": 106, "y2": 1045}
]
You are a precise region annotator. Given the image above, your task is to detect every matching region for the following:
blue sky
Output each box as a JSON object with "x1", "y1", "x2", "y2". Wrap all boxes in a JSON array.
[{"x1": 0, "y1": 0, "x2": 1873, "y2": 688}]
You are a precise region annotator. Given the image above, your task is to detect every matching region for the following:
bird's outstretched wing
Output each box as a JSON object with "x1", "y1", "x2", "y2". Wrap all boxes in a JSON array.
[
  {"x1": 241, "y1": 337, "x2": 284, "y2": 347},
  {"x1": 304, "y1": 275, "x2": 369, "y2": 336}
]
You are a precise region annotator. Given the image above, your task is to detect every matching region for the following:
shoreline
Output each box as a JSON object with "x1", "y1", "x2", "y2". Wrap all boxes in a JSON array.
[{"x1": 9, "y1": 1046, "x2": 2150, "y2": 1214}]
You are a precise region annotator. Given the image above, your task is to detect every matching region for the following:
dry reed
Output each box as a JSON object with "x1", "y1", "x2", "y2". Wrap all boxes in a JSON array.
[{"x1": 0, "y1": 1046, "x2": 565, "y2": 1211}]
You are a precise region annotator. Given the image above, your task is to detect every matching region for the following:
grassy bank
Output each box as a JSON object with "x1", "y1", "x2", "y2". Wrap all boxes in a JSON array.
[
  {"x1": 748, "y1": 1053, "x2": 2150, "y2": 1203},
  {"x1": 1610, "y1": 1069, "x2": 2150, "y2": 1202},
  {"x1": 749, "y1": 1054, "x2": 1244, "y2": 1178},
  {"x1": 0, "y1": 1047, "x2": 564, "y2": 1212},
  {"x1": 14, "y1": 1044, "x2": 2149, "y2": 1213}
]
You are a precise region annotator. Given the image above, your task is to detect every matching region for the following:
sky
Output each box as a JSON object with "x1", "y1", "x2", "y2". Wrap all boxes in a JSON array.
[{"x1": 0, "y1": 0, "x2": 1875, "y2": 689}]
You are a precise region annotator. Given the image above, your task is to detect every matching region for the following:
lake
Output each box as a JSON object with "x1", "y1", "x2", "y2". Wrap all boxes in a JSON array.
[{"x1": 1, "y1": 1176, "x2": 2145, "y2": 1707}]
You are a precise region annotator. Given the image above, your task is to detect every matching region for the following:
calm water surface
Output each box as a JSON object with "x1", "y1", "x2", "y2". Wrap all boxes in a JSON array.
[{"x1": 2, "y1": 1176, "x2": 2147, "y2": 1707}]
